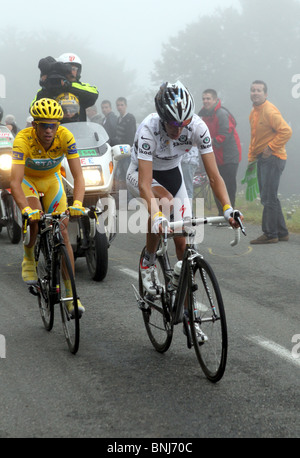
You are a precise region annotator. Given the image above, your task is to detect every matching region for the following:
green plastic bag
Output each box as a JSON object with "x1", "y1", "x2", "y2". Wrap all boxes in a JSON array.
[{"x1": 241, "y1": 161, "x2": 259, "y2": 202}]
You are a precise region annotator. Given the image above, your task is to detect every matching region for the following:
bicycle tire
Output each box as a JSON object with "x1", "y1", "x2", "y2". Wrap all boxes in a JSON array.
[
  {"x1": 188, "y1": 256, "x2": 227, "y2": 382},
  {"x1": 35, "y1": 232, "x2": 54, "y2": 331},
  {"x1": 139, "y1": 247, "x2": 173, "y2": 353},
  {"x1": 85, "y1": 216, "x2": 108, "y2": 281},
  {"x1": 5, "y1": 193, "x2": 21, "y2": 244},
  {"x1": 58, "y1": 245, "x2": 80, "y2": 354}
]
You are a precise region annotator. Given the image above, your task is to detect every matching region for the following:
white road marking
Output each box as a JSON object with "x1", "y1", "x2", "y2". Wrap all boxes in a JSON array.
[
  {"x1": 118, "y1": 267, "x2": 138, "y2": 280},
  {"x1": 247, "y1": 335, "x2": 300, "y2": 368},
  {"x1": 118, "y1": 266, "x2": 300, "y2": 370}
]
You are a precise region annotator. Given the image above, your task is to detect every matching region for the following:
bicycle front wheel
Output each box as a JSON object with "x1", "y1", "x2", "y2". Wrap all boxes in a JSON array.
[
  {"x1": 139, "y1": 248, "x2": 173, "y2": 353},
  {"x1": 188, "y1": 256, "x2": 227, "y2": 382},
  {"x1": 35, "y1": 233, "x2": 54, "y2": 331},
  {"x1": 57, "y1": 245, "x2": 80, "y2": 354}
]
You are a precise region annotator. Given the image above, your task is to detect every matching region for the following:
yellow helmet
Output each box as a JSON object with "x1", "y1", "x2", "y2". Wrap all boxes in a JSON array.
[
  {"x1": 30, "y1": 98, "x2": 64, "y2": 120},
  {"x1": 56, "y1": 93, "x2": 80, "y2": 119}
]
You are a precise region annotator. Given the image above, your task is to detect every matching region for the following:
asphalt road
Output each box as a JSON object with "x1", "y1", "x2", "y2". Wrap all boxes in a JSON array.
[{"x1": 0, "y1": 216, "x2": 299, "y2": 440}]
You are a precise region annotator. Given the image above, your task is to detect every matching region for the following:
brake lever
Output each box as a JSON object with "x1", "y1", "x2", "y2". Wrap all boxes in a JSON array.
[
  {"x1": 163, "y1": 224, "x2": 168, "y2": 246},
  {"x1": 22, "y1": 213, "x2": 29, "y2": 235},
  {"x1": 233, "y1": 211, "x2": 246, "y2": 236}
]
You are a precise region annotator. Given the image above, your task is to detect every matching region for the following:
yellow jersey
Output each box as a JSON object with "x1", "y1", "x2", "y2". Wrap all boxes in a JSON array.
[{"x1": 12, "y1": 125, "x2": 79, "y2": 177}]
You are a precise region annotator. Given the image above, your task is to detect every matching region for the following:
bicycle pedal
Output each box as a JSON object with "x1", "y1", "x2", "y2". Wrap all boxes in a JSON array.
[
  {"x1": 138, "y1": 300, "x2": 149, "y2": 312},
  {"x1": 155, "y1": 284, "x2": 163, "y2": 295},
  {"x1": 28, "y1": 285, "x2": 39, "y2": 296}
]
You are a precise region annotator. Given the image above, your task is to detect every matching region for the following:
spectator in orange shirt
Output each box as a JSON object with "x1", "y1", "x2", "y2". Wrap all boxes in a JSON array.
[{"x1": 248, "y1": 80, "x2": 292, "y2": 244}]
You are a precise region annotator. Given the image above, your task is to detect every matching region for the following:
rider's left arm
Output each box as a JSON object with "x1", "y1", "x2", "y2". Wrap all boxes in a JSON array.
[
  {"x1": 68, "y1": 157, "x2": 85, "y2": 204},
  {"x1": 201, "y1": 152, "x2": 230, "y2": 207},
  {"x1": 201, "y1": 152, "x2": 241, "y2": 228}
]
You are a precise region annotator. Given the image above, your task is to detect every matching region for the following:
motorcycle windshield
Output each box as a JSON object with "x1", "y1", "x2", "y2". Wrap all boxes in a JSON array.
[
  {"x1": 65, "y1": 122, "x2": 109, "y2": 157},
  {"x1": 0, "y1": 125, "x2": 14, "y2": 149}
]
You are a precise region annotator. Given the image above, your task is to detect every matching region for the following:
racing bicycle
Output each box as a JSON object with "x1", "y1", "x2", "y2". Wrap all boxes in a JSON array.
[
  {"x1": 133, "y1": 213, "x2": 245, "y2": 383},
  {"x1": 23, "y1": 209, "x2": 96, "y2": 354}
]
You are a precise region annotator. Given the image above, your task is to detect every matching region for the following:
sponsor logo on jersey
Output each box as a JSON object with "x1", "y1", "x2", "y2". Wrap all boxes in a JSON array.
[
  {"x1": 67, "y1": 142, "x2": 78, "y2": 154},
  {"x1": 139, "y1": 147, "x2": 152, "y2": 156},
  {"x1": 12, "y1": 151, "x2": 24, "y2": 161},
  {"x1": 53, "y1": 201, "x2": 59, "y2": 212}
]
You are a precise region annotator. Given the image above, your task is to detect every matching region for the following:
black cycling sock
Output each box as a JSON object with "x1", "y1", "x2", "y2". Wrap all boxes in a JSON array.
[{"x1": 142, "y1": 250, "x2": 156, "y2": 267}]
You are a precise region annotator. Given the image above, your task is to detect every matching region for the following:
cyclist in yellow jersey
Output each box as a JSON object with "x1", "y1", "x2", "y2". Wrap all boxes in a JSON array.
[{"x1": 10, "y1": 98, "x2": 86, "y2": 316}]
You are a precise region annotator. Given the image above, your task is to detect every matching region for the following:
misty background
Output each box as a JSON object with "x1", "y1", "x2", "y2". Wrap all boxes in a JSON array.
[{"x1": 0, "y1": 0, "x2": 299, "y2": 195}]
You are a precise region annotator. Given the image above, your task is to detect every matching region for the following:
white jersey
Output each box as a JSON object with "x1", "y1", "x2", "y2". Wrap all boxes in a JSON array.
[{"x1": 131, "y1": 113, "x2": 213, "y2": 170}]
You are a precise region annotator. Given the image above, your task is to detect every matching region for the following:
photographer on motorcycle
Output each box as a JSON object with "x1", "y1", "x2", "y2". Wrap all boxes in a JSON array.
[{"x1": 32, "y1": 53, "x2": 99, "y2": 121}]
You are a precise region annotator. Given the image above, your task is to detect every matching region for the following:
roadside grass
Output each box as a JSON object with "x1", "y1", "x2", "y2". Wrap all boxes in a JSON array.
[{"x1": 200, "y1": 190, "x2": 300, "y2": 234}]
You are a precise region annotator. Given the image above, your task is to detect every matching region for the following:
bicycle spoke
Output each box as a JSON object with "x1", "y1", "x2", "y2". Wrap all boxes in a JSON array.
[
  {"x1": 188, "y1": 257, "x2": 227, "y2": 382},
  {"x1": 35, "y1": 234, "x2": 54, "y2": 331},
  {"x1": 58, "y1": 246, "x2": 80, "y2": 354},
  {"x1": 139, "y1": 248, "x2": 173, "y2": 353}
]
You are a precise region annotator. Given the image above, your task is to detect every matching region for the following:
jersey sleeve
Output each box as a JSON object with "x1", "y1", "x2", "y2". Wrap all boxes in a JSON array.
[
  {"x1": 62, "y1": 128, "x2": 79, "y2": 160},
  {"x1": 193, "y1": 121, "x2": 214, "y2": 155},
  {"x1": 136, "y1": 126, "x2": 156, "y2": 162},
  {"x1": 12, "y1": 132, "x2": 28, "y2": 165}
]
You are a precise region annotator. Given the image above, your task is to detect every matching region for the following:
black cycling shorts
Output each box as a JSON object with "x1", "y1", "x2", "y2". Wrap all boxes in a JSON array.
[{"x1": 152, "y1": 167, "x2": 182, "y2": 197}]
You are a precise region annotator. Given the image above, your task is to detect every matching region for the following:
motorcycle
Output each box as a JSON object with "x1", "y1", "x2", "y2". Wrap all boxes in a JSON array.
[
  {"x1": 0, "y1": 125, "x2": 22, "y2": 244},
  {"x1": 61, "y1": 121, "x2": 131, "y2": 281}
]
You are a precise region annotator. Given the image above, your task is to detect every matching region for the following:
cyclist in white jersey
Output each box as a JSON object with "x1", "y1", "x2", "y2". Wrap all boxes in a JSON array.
[{"x1": 126, "y1": 81, "x2": 242, "y2": 295}]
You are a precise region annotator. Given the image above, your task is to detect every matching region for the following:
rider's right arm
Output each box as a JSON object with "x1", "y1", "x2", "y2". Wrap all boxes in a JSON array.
[
  {"x1": 10, "y1": 132, "x2": 30, "y2": 211},
  {"x1": 138, "y1": 159, "x2": 160, "y2": 219},
  {"x1": 10, "y1": 163, "x2": 29, "y2": 212}
]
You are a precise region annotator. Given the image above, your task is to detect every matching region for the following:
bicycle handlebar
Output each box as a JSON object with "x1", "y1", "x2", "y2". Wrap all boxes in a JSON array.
[
  {"x1": 166, "y1": 215, "x2": 245, "y2": 247},
  {"x1": 22, "y1": 206, "x2": 99, "y2": 245}
]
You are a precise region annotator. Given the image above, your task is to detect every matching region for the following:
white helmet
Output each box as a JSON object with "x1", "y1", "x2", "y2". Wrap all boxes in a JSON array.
[
  {"x1": 57, "y1": 53, "x2": 82, "y2": 79},
  {"x1": 155, "y1": 80, "x2": 195, "y2": 126}
]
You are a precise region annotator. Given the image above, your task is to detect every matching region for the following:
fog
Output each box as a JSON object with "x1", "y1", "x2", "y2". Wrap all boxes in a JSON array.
[{"x1": 1, "y1": 0, "x2": 299, "y2": 196}]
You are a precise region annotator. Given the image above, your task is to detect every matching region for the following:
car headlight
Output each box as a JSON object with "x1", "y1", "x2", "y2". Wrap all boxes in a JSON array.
[
  {"x1": 0, "y1": 154, "x2": 12, "y2": 171},
  {"x1": 82, "y1": 166, "x2": 103, "y2": 186}
]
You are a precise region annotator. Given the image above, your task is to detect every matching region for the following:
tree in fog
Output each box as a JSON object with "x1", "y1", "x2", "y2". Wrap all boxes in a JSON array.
[{"x1": 151, "y1": 0, "x2": 300, "y2": 194}]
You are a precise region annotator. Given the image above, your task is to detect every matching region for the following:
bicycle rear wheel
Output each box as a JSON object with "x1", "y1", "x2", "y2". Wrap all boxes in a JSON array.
[
  {"x1": 188, "y1": 256, "x2": 227, "y2": 382},
  {"x1": 58, "y1": 245, "x2": 80, "y2": 354},
  {"x1": 35, "y1": 233, "x2": 54, "y2": 331},
  {"x1": 139, "y1": 247, "x2": 173, "y2": 353}
]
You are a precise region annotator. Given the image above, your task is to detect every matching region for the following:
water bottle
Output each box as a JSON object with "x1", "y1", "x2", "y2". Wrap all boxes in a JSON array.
[{"x1": 171, "y1": 261, "x2": 182, "y2": 288}]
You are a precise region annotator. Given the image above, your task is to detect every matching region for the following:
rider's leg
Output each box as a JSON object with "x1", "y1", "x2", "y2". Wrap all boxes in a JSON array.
[
  {"x1": 42, "y1": 173, "x2": 85, "y2": 315},
  {"x1": 144, "y1": 185, "x2": 173, "y2": 262},
  {"x1": 21, "y1": 187, "x2": 42, "y2": 284}
]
